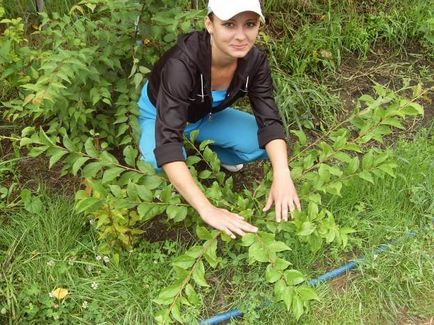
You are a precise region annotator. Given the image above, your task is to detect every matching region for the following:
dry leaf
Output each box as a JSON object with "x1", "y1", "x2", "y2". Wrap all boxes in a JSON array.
[{"x1": 51, "y1": 288, "x2": 69, "y2": 300}]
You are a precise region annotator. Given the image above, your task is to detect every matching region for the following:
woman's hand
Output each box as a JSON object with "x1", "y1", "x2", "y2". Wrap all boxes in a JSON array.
[
  {"x1": 263, "y1": 168, "x2": 301, "y2": 222},
  {"x1": 198, "y1": 205, "x2": 258, "y2": 239}
]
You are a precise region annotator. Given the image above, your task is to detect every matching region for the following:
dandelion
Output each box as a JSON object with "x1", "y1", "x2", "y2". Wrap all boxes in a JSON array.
[
  {"x1": 82, "y1": 301, "x2": 88, "y2": 309},
  {"x1": 89, "y1": 219, "x2": 95, "y2": 225},
  {"x1": 95, "y1": 255, "x2": 102, "y2": 261},
  {"x1": 47, "y1": 260, "x2": 55, "y2": 267},
  {"x1": 103, "y1": 256, "x2": 109, "y2": 263},
  {"x1": 91, "y1": 281, "x2": 98, "y2": 290}
]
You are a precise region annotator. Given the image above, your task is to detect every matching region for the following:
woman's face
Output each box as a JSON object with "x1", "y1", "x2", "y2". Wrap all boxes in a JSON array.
[{"x1": 205, "y1": 11, "x2": 260, "y2": 62}]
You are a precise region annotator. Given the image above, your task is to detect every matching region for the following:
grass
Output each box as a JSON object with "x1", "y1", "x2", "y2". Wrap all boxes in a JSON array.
[
  {"x1": 2, "y1": 0, "x2": 80, "y2": 17},
  {"x1": 0, "y1": 189, "x2": 189, "y2": 323},
  {"x1": 201, "y1": 131, "x2": 434, "y2": 323},
  {"x1": 0, "y1": 131, "x2": 432, "y2": 324}
]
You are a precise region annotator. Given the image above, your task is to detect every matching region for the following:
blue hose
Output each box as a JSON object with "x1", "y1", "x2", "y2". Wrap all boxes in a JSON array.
[{"x1": 199, "y1": 231, "x2": 418, "y2": 325}]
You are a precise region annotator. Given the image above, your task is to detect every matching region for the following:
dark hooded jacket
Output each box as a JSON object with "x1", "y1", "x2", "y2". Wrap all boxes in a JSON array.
[{"x1": 147, "y1": 30, "x2": 285, "y2": 167}]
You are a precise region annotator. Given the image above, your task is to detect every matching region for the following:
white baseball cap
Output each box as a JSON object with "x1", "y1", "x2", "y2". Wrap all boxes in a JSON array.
[{"x1": 207, "y1": 0, "x2": 265, "y2": 22}]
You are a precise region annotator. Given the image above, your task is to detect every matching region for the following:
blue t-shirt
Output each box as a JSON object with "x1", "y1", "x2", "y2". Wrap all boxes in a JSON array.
[{"x1": 211, "y1": 89, "x2": 226, "y2": 108}]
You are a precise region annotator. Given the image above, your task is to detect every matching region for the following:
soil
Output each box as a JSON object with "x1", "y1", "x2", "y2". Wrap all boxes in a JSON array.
[
  {"x1": 398, "y1": 307, "x2": 434, "y2": 325},
  {"x1": 329, "y1": 40, "x2": 434, "y2": 127}
]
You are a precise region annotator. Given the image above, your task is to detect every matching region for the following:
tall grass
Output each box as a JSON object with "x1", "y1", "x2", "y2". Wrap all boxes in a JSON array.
[
  {"x1": 2, "y1": 0, "x2": 79, "y2": 16},
  {"x1": 203, "y1": 130, "x2": 434, "y2": 323},
  {"x1": 0, "y1": 191, "x2": 180, "y2": 324}
]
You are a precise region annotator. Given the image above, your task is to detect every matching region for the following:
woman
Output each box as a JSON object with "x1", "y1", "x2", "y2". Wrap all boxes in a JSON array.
[{"x1": 138, "y1": 0, "x2": 301, "y2": 239}]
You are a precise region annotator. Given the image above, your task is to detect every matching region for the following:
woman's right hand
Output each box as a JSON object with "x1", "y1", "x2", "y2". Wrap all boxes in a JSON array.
[{"x1": 198, "y1": 205, "x2": 258, "y2": 239}]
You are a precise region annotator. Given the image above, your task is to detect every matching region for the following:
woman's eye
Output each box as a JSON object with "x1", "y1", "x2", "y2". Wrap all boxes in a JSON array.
[
  {"x1": 223, "y1": 23, "x2": 234, "y2": 28},
  {"x1": 246, "y1": 22, "x2": 257, "y2": 28}
]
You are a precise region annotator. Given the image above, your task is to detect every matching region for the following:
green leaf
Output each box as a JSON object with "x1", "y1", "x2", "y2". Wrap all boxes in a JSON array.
[
  {"x1": 143, "y1": 175, "x2": 163, "y2": 190},
  {"x1": 380, "y1": 118, "x2": 404, "y2": 129},
  {"x1": 334, "y1": 152, "x2": 352, "y2": 163},
  {"x1": 82, "y1": 162, "x2": 103, "y2": 178},
  {"x1": 186, "y1": 246, "x2": 203, "y2": 259},
  {"x1": 298, "y1": 222, "x2": 315, "y2": 236},
  {"x1": 297, "y1": 285, "x2": 319, "y2": 301},
  {"x1": 196, "y1": 226, "x2": 212, "y2": 240},
  {"x1": 204, "y1": 239, "x2": 218, "y2": 268},
  {"x1": 378, "y1": 163, "x2": 397, "y2": 177},
  {"x1": 265, "y1": 264, "x2": 282, "y2": 283},
  {"x1": 199, "y1": 139, "x2": 214, "y2": 151},
  {"x1": 48, "y1": 149, "x2": 68, "y2": 168},
  {"x1": 240, "y1": 233, "x2": 256, "y2": 246},
  {"x1": 166, "y1": 205, "x2": 188, "y2": 221},
  {"x1": 291, "y1": 130, "x2": 307, "y2": 146},
  {"x1": 171, "y1": 301, "x2": 183, "y2": 323},
  {"x1": 248, "y1": 242, "x2": 269, "y2": 264},
  {"x1": 326, "y1": 182, "x2": 342, "y2": 196},
  {"x1": 72, "y1": 157, "x2": 90, "y2": 176},
  {"x1": 123, "y1": 145, "x2": 138, "y2": 167},
  {"x1": 136, "y1": 184, "x2": 153, "y2": 201},
  {"x1": 63, "y1": 135, "x2": 76, "y2": 152},
  {"x1": 342, "y1": 143, "x2": 361, "y2": 152},
  {"x1": 137, "y1": 202, "x2": 155, "y2": 220},
  {"x1": 199, "y1": 170, "x2": 212, "y2": 179},
  {"x1": 283, "y1": 286, "x2": 294, "y2": 311},
  {"x1": 292, "y1": 294, "x2": 304, "y2": 320},
  {"x1": 186, "y1": 155, "x2": 201, "y2": 166},
  {"x1": 155, "y1": 281, "x2": 183, "y2": 303},
  {"x1": 192, "y1": 260, "x2": 208, "y2": 287},
  {"x1": 275, "y1": 258, "x2": 291, "y2": 271},
  {"x1": 284, "y1": 269, "x2": 305, "y2": 286},
  {"x1": 185, "y1": 284, "x2": 200, "y2": 305},
  {"x1": 29, "y1": 145, "x2": 49, "y2": 157},
  {"x1": 172, "y1": 255, "x2": 195, "y2": 269},
  {"x1": 362, "y1": 150, "x2": 374, "y2": 170},
  {"x1": 307, "y1": 202, "x2": 319, "y2": 218},
  {"x1": 274, "y1": 279, "x2": 286, "y2": 302},
  {"x1": 84, "y1": 138, "x2": 98, "y2": 157},
  {"x1": 318, "y1": 164, "x2": 330, "y2": 182},
  {"x1": 346, "y1": 157, "x2": 359, "y2": 174},
  {"x1": 268, "y1": 241, "x2": 291, "y2": 253},
  {"x1": 189, "y1": 130, "x2": 199, "y2": 143},
  {"x1": 358, "y1": 170, "x2": 374, "y2": 184},
  {"x1": 102, "y1": 167, "x2": 124, "y2": 183},
  {"x1": 75, "y1": 197, "x2": 102, "y2": 214}
]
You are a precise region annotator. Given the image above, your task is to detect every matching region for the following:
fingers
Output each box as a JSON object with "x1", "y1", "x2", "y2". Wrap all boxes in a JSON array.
[
  {"x1": 282, "y1": 202, "x2": 289, "y2": 222},
  {"x1": 294, "y1": 195, "x2": 302, "y2": 211},
  {"x1": 275, "y1": 203, "x2": 282, "y2": 223},
  {"x1": 263, "y1": 193, "x2": 273, "y2": 212},
  {"x1": 222, "y1": 227, "x2": 236, "y2": 239},
  {"x1": 219, "y1": 211, "x2": 258, "y2": 239}
]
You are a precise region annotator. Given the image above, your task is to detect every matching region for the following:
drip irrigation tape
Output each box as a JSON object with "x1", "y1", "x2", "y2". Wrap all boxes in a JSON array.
[{"x1": 200, "y1": 230, "x2": 419, "y2": 325}]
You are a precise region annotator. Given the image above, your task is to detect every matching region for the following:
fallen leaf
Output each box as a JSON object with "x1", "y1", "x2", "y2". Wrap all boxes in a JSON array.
[{"x1": 51, "y1": 288, "x2": 69, "y2": 300}]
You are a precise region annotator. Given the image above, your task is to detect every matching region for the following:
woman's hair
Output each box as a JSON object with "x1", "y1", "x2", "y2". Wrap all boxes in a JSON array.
[{"x1": 208, "y1": 12, "x2": 214, "y2": 21}]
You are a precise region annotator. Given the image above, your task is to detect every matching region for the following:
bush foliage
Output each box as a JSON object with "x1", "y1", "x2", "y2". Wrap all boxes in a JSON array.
[{"x1": 0, "y1": 0, "x2": 430, "y2": 323}]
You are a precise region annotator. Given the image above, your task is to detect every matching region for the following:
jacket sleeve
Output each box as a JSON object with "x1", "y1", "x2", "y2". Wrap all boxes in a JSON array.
[
  {"x1": 248, "y1": 53, "x2": 286, "y2": 148},
  {"x1": 153, "y1": 58, "x2": 193, "y2": 167}
]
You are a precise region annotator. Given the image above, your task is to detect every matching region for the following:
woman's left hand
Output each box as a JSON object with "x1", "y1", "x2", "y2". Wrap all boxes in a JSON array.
[{"x1": 263, "y1": 168, "x2": 301, "y2": 222}]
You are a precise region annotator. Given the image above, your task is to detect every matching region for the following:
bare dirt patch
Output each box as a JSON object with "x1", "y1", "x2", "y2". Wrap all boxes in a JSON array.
[{"x1": 330, "y1": 41, "x2": 434, "y2": 127}]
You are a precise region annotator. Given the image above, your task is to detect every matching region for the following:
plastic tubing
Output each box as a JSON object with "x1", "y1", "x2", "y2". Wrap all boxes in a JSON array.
[{"x1": 199, "y1": 231, "x2": 417, "y2": 325}]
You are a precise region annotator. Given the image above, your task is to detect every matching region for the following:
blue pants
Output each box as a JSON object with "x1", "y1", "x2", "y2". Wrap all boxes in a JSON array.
[{"x1": 138, "y1": 86, "x2": 268, "y2": 171}]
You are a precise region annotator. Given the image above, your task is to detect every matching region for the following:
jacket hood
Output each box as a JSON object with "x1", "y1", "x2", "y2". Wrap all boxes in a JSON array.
[{"x1": 177, "y1": 31, "x2": 211, "y2": 77}]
